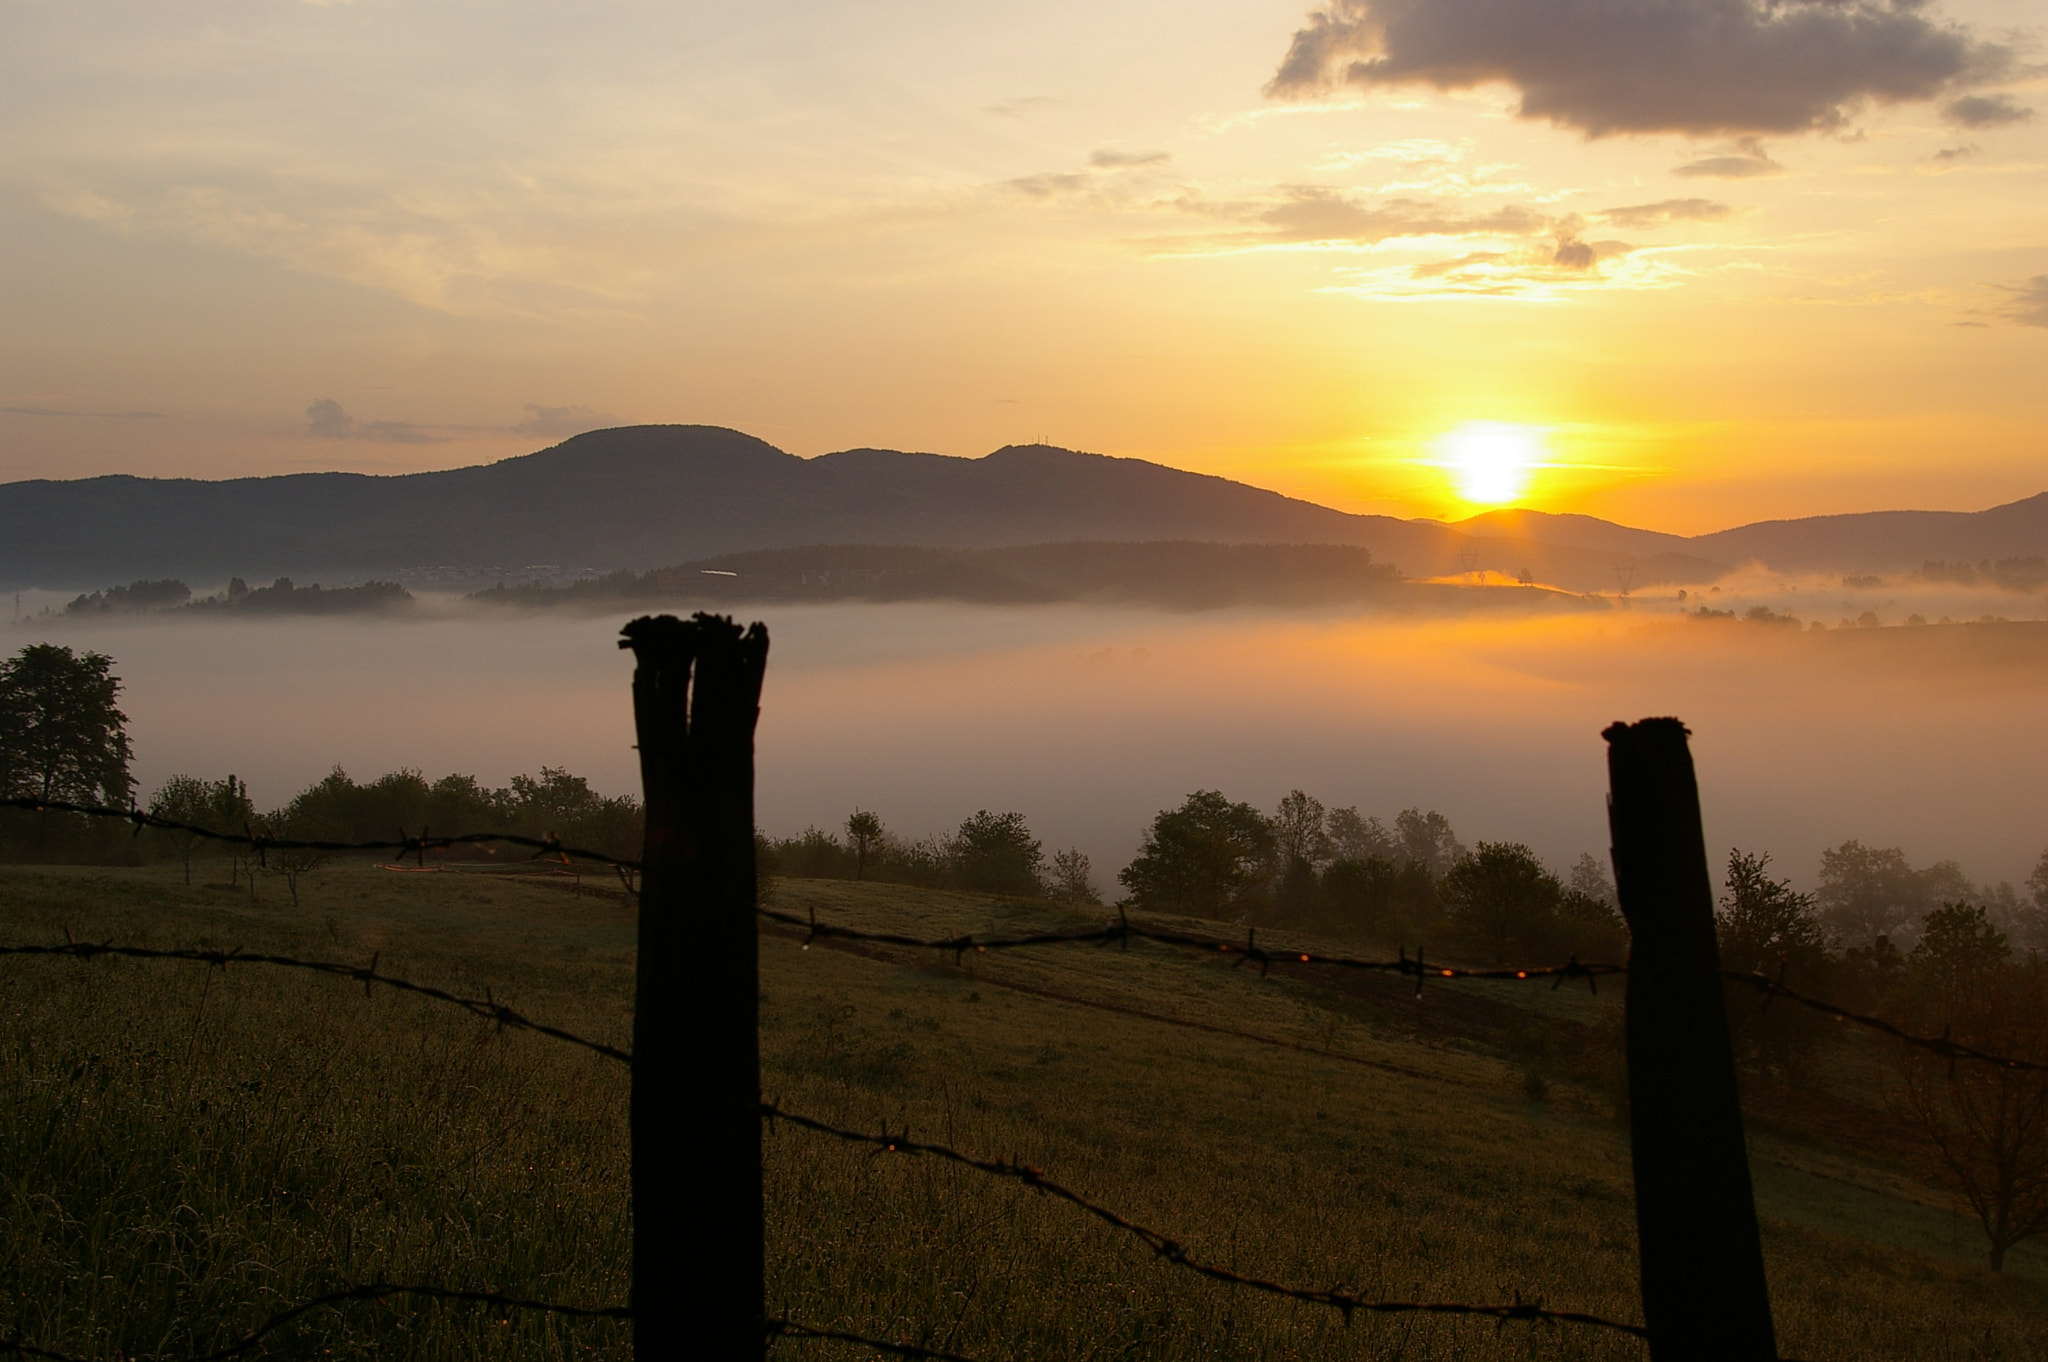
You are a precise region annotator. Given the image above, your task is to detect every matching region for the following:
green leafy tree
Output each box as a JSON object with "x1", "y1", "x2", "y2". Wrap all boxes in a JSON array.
[
  {"x1": 1439, "y1": 842, "x2": 1564, "y2": 962},
  {"x1": 846, "y1": 809, "x2": 884, "y2": 880},
  {"x1": 950, "y1": 810, "x2": 1044, "y2": 897},
  {"x1": 0, "y1": 644, "x2": 134, "y2": 807},
  {"x1": 0, "y1": 644, "x2": 135, "y2": 859},
  {"x1": 1119, "y1": 791, "x2": 1275, "y2": 919}
]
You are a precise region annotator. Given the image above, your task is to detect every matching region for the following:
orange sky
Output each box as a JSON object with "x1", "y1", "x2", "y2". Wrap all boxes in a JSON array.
[{"x1": 2, "y1": 0, "x2": 2044, "y2": 535}]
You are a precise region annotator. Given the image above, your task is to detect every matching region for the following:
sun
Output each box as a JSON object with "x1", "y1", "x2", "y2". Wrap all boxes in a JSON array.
[{"x1": 1437, "y1": 422, "x2": 1545, "y2": 506}]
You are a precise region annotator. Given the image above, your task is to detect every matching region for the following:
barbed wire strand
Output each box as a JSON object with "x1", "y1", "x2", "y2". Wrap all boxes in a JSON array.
[
  {"x1": 767, "y1": 905, "x2": 2048, "y2": 1074},
  {"x1": 9, "y1": 800, "x2": 2039, "y2": 1072},
  {"x1": 0, "y1": 940, "x2": 629, "y2": 1065},
  {"x1": 761, "y1": 1101, "x2": 1648, "y2": 1341},
  {"x1": 0, "y1": 796, "x2": 638, "y2": 870},
  {"x1": 1722, "y1": 970, "x2": 2048, "y2": 1075}
]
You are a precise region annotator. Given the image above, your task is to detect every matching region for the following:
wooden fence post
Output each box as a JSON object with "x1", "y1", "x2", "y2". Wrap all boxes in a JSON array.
[
  {"x1": 622, "y1": 613, "x2": 770, "y2": 1360},
  {"x1": 1604, "y1": 718, "x2": 1776, "y2": 1361}
]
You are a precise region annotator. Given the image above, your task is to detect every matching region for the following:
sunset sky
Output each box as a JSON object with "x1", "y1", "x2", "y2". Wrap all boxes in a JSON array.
[{"x1": 3, "y1": 0, "x2": 2044, "y2": 532}]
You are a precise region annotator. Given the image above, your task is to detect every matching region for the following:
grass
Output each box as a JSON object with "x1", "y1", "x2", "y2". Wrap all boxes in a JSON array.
[{"x1": 1, "y1": 861, "x2": 2043, "y2": 1359}]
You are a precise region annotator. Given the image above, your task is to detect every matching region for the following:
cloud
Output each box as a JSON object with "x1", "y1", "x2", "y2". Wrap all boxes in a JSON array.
[
  {"x1": 1089, "y1": 149, "x2": 1171, "y2": 168},
  {"x1": 510, "y1": 403, "x2": 614, "y2": 437},
  {"x1": 1258, "y1": 187, "x2": 1550, "y2": 243},
  {"x1": 1992, "y1": 276, "x2": 2048, "y2": 328},
  {"x1": 305, "y1": 398, "x2": 439, "y2": 443},
  {"x1": 1266, "y1": 0, "x2": 2014, "y2": 137},
  {"x1": 1944, "y1": 93, "x2": 2033, "y2": 128},
  {"x1": 1597, "y1": 198, "x2": 1735, "y2": 229},
  {"x1": 1929, "y1": 144, "x2": 1977, "y2": 162},
  {"x1": 1675, "y1": 139, "x2": 1785, "y2": 178}
]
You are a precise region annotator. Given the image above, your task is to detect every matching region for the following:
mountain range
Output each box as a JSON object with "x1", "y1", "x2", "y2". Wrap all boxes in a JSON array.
[{"x1": 3, "y1": 424, "x2": 2043, "y2": 594}]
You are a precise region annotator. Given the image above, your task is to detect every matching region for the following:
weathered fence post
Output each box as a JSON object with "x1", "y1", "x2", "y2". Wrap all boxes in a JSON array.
[
  {"x1": 622, "y1": 613, "x2": 770, "y2": 1360},
  {"x1": 1604, "y1": 718, "x2": 1777, "y2": 1361}
]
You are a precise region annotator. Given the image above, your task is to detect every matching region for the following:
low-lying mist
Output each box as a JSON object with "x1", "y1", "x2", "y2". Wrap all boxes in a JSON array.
[{"x1": 19, "y1": 596, "x2": 2048, "y2": 896}]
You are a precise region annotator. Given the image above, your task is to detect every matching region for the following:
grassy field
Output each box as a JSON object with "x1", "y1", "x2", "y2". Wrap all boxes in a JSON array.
[{"x1": 1, "y1": 860, "x2": 2043, "y2": 1360}]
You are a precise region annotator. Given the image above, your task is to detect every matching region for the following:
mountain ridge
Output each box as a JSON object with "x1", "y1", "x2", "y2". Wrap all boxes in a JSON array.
[{"x1": 2, "y1": 423, "x2": 2041, "y2": 592}]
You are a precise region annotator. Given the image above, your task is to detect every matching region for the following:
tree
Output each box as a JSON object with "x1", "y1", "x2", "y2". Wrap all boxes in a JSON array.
[
  {"x1": 1568, "y1": 852, "x2": 1617, "y2": 909},
  {"x1": 1271, "y1": 790, "x2": 1330, "y2": 870},
  {"x1": 1271, "y1": 790, "x2": 1329, "y2": 921},
  {"x1": 1439, "y1": 842, "x2": 1564, "y2": 962},
  {"x1": 1049, "y1": 848, "x2": 1100, "y2": 905},
  {"x1": 1816, "y1": 840, "x2": 1973, "y2": 947},
  {"x1": 208, "y1": 775, "x2": 255, "y2": 886},
  {"x1": 0, "y1": 644, "x2": 134, "y2": 807},
  {"x1": 1326, "y1": 806, "x2": 1395, "y2": 862},
  {"x1": 1891, "y1": 905, "x2": 2048, "y2": 1272},
  {"x1": 148, "y1": 775, "x2": 214, "y2": 884},
  {"x1": 264, "y1": 811, "x2": 330, "y2": 909},
  {"x1": 1119, "y1": 790, "x2": 1275, "y2": 919},
  {"x1": 1319, "y1": 854, "x2": 1436, "y2": 939},
  {"x1": 846, "y1": 809, "x2": 884, "y2": 881},
  {"x1": 1716, "y1": 850, "x2": 1831, "y2": 1079},
  {"x1": 1394, "y1": 808, "x2": 1465, "y2": 879},
  {"x1": 950, "y1": 810, "x2": 1044, "y2": 896}
]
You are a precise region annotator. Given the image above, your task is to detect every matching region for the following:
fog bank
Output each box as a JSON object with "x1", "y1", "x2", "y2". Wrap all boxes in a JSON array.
[{"x1": 18, "y1": 602, "x2": 2048, "y2": 895}]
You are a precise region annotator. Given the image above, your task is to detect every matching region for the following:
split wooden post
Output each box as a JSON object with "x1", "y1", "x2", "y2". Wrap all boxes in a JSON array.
[
  {"x1": 1604, "y1": 718, "x2": 1777, "y2": 1362},
  {"x1": 622, "y1": 613, "x2": 770, "y2": 1360}
]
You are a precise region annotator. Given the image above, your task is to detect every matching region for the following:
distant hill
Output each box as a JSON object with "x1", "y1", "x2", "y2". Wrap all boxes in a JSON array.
[
  {"x1": 0, "y1": 425, "x2": 1717, "y2": 593},
  {"x1": 3, "y1": 423, "x2": 2039, "y2": 594},
  {"x1": 470, "y1": 542, "x2": 1599, "y2": 613}
]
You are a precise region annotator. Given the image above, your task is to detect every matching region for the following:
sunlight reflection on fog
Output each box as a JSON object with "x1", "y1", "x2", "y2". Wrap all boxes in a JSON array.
[{"x1": 18, "y1": 597, "x2": 2048, "y2": 892}]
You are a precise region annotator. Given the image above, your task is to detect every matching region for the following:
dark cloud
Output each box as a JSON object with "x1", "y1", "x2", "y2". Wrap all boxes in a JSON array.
[
  {"x1": 1675, "y1": 139, "x2": 1785, "y2": 178},
  {"x1": 1930, "y1": 143, "x2": 1977, "y2": 161},
  {"x1": 1993, "y1": 276, "x2": 2048, "y2": 328},
  {"x1": 1944, "y1": 93, "x2": 2033, "y2": 128},
  {"x1": 510, "y1": 403, "x2": 614, "y2": 438},
  {"x1": 1267, "y1": 0, "x2": 2013, "y2": 137},
  {"x1": 1259, "y1": 187, "x2": 1549, "y2": 242},
  {"x1": 1597, "y1": 198, "x2": 1735, "y2": 229},
  {"x1": 1089, "y1": 148, "x2": 1171, "y2": 168},
  {"x1": 305, "y1": 398, "x2": 438, "y2": 444},
  {"x1": 1552, "y1": 239, "x2": 1597, "y2": 270}
]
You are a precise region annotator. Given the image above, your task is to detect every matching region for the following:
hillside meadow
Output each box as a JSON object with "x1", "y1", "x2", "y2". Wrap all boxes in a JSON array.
[{"x1": 2, "y1": 859, "x2": 2043, "y2": 1359}]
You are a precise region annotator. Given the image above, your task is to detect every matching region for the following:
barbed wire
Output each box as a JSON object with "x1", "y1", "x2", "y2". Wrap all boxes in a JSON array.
[
  {"x1": 761, "y1": 904, "x2": 1622, "y2": 990},
  {"x1": 0, "y1": 796, "x2": 640, "y2": 870},
  {"x1": 0, "y1": 1284, "x2": 628, "y2": 1362},
  {"x1": 761, "y1": 1101, "x2": 1648, "y2": 1341},
  {"x1": 769, "y1": 905, "x2": 2048, "y2": 1074},
  {"x1": 1723, "y1": 969, "x2": 2048, "y2": 1075},
  {"x1": 0, "y1": 939, "x2": 630, "y2": 1065}
]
